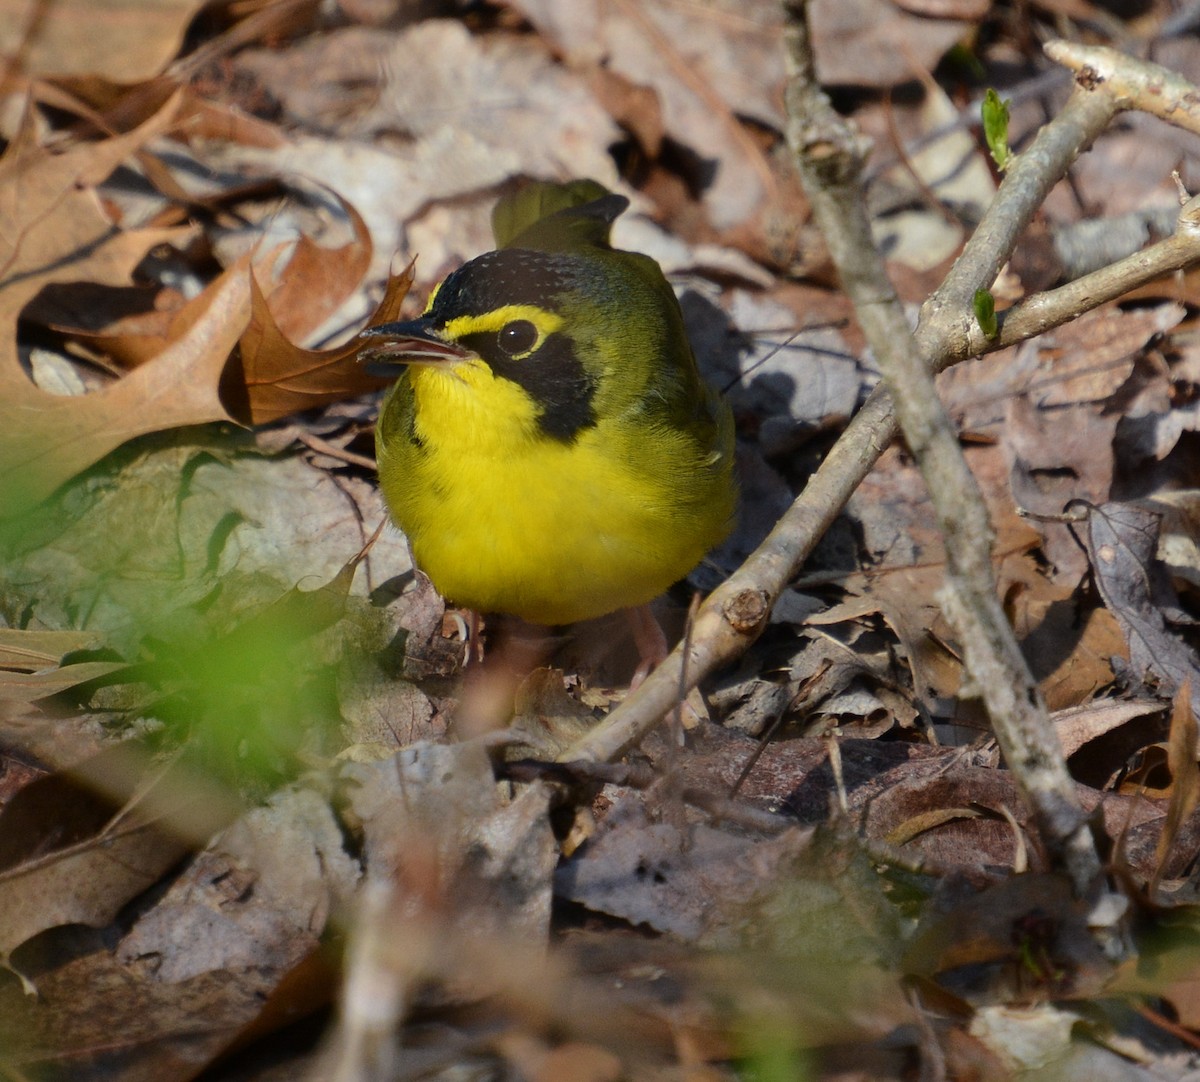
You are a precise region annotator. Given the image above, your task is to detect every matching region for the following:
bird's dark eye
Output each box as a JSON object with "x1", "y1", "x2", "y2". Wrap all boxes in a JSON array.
[{"x1": 497, "y1": 319, "x2": 538, "y2": 356}]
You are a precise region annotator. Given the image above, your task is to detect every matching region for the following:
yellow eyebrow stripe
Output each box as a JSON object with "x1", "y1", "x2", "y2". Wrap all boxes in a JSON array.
[
  {"x1": 423, "y1": 278, "x2": 444, "y2": 313},
  {"x1": 442, "y1": 304, "x2": 563, "y2": 342}
]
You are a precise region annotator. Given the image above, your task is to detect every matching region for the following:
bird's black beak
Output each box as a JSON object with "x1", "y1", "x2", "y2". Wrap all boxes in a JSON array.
[{"x1": 358, "y1": 317, "x2": 470, "y2": 377}]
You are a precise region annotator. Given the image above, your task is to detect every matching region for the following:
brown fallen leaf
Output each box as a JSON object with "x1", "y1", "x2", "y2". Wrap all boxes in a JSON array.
[
  {"x1": 36, "y1": 175, "x2": 368, "y2": 351},
  {"x1": 237, "y1": 258, "x2": 412, "y2": 424},
  {"x1": 256, "y1": 194, "x2": 374, "y2": 344},
  {"x1": 1, "y1": 265, "x2": 245, "y2": 517},
  {"x1": 809, "y1": 0, "x2": 974, "y2": 87},
  {"x1": 1051, "y1": 698, "x2": 1164, "y2": 758},
  {"x1": 118, "y1": 787, "x2": 358, "y2": 982},
  {"x1": 1032, "y1": 303, "x2": 1184, "y2": 409},
  {"x1": 46, "y1": 203, "x2": 399, "y2": 424},
  {"x1": 504, "y1": 0, "x2": 777, "y2": 229},
  {"x1": 0, "y1": 85, "x2": 411, "y2": 511},
  {"x1": 50, "y1": 179, "x2": 370, "y2": 353},
  {"x1": 44, "y1": 275, "x2": 234, "y2": 372},
  {"x1": 0, "y1": 948, "x2": 305, "y2": 1079},
  {"x1": 0, "y1": 748, "x2": 196, "y2": 968},
  {"x1": 0, "y1": 93, "x2": 240, "y2": 516},
  {"x1": 1008, "y1": 582, "x2": 1128, "y2": 711}
]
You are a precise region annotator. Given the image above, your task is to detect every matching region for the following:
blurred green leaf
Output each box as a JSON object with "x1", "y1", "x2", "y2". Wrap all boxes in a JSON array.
[
  {"x1": 0, "y1": 427, "x2": 399, "y2": 792},
  {"x1": 736, "y1": 1023, "x2": 815, "y2": 1082}
]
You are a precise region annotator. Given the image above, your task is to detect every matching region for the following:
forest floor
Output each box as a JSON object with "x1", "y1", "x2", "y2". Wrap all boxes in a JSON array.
[{"x1": 2, "y1": 0, "x2": 1200, "y2": 1079}]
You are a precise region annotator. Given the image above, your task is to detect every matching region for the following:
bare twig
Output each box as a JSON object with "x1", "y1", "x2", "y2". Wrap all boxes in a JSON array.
[
  {"x1": 778, "y1": 2, "x2": 1109, "y2": 903},
  {"x1": 1046, "y1": 40, "x2": 1200, "y2": 133},
  {"x1": 561, "y1": 36, "x2": 1200, "y2": 857}
]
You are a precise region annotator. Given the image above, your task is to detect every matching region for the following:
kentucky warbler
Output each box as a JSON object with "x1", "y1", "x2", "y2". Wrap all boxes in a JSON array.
[{"x1": 360, "y1": 181, "x2": 736, "y2": 629}]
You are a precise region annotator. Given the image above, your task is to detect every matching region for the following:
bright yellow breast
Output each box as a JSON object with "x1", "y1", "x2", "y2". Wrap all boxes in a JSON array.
[{"x1": 376, "y1": 363, "x2": 734, "y2": 626}]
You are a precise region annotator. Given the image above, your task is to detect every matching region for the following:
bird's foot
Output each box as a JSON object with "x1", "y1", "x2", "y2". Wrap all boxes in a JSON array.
[{"x1": 624, "y1": 603, "x2": 669, "y2": 689}]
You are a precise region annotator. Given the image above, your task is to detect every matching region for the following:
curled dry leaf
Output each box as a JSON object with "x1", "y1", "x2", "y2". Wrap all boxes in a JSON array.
[
  {"x1": 0, "y1": 94, "x2": 235, "y2": 515},
  {"x1": 255, "y1": 195, "x2": 374, "y2": 345},
  {"x1": 236, "y1": 258, "x2": 412, "y2": 425},
  {"x1": 56, "y1": 190, "x2": 375, "y2": 369},
  {"x1": 0, "y1": 93, "x2": 409, "y2": 508},
  {"x1": 1051, "y1": 698, "x2": 1164, "y2": 758},
  {"x1": 0, "y1": 660, "x2": 130, "y2": 705},
  {"x1": 0, "y1": 747, "x2": 232, "y2": 966}
]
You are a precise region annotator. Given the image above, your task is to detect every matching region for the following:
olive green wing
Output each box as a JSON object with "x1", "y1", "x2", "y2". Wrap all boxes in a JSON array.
[{"x1": 492, "y1": 179, "x2": 628, "y2": 253}]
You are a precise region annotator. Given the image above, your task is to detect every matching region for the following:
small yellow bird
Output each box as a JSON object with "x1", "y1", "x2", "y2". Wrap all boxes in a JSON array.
[{"x1": 360, "y1": 180, "x2": 735, "y2": 647}]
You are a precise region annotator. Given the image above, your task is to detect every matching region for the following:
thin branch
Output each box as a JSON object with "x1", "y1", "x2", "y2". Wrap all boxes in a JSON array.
[
  {"x1": 779, "y1": 2, "x2": 1109, "y2": 902},
  {"x1": 1045, "y1": 40, "x2": 1200, "y2": 133},
  {"x1": 561, "y1": 38, "x2": 1200, "y2": 842}
]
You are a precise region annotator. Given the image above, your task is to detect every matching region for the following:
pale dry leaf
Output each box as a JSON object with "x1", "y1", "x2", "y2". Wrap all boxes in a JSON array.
[
  {"x1": 0, "y1": 628, "x2": 104, "y2": 670},
  {"x1": 553, "y1": 799, "x2": 739, "y2": 939},
  {"x1": 1116, "y1": 345, "x2": 1200, "y2": 470},
  {"x1": 0, "y1": 661, "x2": 129, "y2": 704},
  {"x1": 0, "y1": 98, "x2": 182, "y2": 301},
  {"x1": 722, "y1": 288, "x2": 863, "y2": 445},
  {"x1": 1085, "y1": 502, "x2": 1200, "y2": 720},
  {"x1": 338, "y1": 656, "x2": 440, "y2": 753},
  {"x1": 892, "y1": 0, "x2": 990, "y2": 16},
  {"x1": 118, "y1": 787, "x2": 360, "y2": 982},
  {"x1": 0, "y1": 96, "x2": 244, "y2": 514},
  {"x1": 506, "y1": 0, "x2": 779, "y2": 228},
  {"x1": 1151, "y1": 489, "x2": 1200, "y2": 591},
  {"x1": 344, "y1": 741, "x2": 557, "y2": 959},
  {"x1": 968, "y1": 1004, "x2": 1080, "y2": 1073},
  {"x1": 1051, "y1": 699, "x2": 1164, "y2": 758},
  {"x1": 0, "y1": 0, "x2": 208, "y2": 80},
  {"x1": 228, "y1": 22, "x2": 620, "y2": 282},
  {"x1": 1, "y1": 267, "x2": 242, "y2": 516},
  {"x1": 809, "y1": 0, "x2": 973, "y2": 87}
]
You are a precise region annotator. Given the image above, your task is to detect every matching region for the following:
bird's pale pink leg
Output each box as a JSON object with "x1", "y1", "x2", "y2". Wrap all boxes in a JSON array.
[{"x1": 625, "y1": 603, "x2": 669, "y2": 688}]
